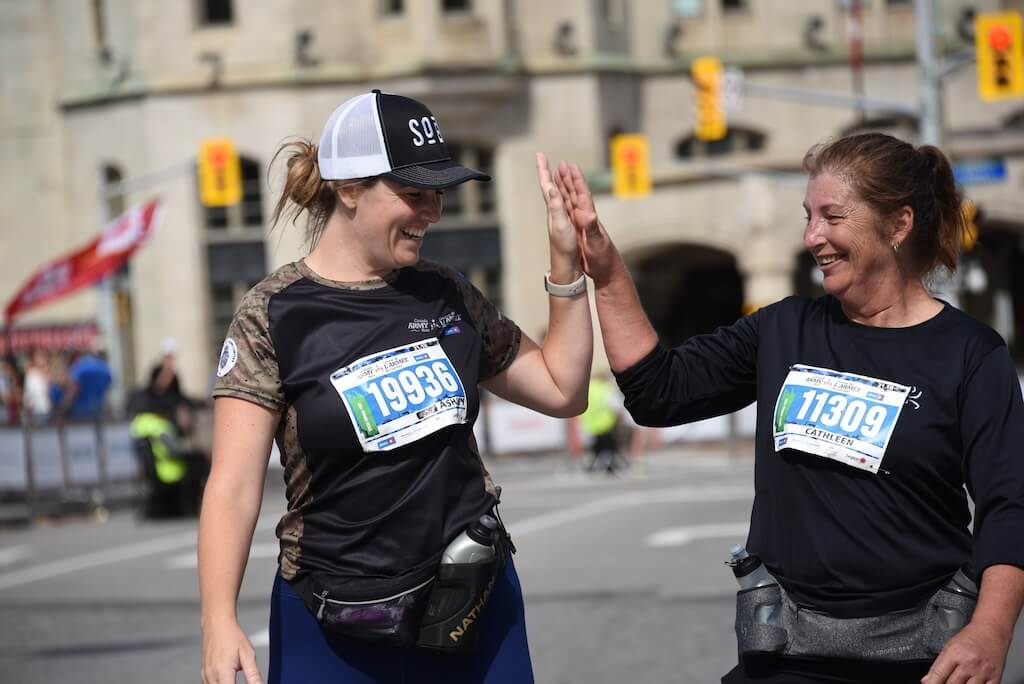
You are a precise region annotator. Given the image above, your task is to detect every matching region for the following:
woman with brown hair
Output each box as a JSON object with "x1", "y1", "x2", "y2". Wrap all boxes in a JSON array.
[
  {"x1": 557, "y1": 132, "x2": 1024, "y2": 683},
  {"x1": 199, "y1": 90, "x2": 592, "y2": 683}
]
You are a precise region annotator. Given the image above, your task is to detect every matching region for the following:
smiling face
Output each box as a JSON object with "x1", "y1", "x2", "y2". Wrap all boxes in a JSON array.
[
  {"x1": 803, "y1": 172, "x2": 900, "y2": 306},
  {"x1": 346, "y1": 178, "x2": 444, "y2": 273}
]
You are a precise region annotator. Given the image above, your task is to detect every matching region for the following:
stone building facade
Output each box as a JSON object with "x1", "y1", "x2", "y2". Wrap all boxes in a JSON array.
[{"x1": 3, "y1": 0, "x2": 1023, "y2": 404}]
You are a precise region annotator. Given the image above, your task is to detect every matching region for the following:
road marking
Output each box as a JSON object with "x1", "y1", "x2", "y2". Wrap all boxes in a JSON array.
[
  {"x1": 167, "y1": 542, "x2": 279, "y2": 569},
  {"x1": 507, "y1": 484, "x2": 751, "y2": 538},
  {"x1": 0, "y1": 510, "x2": 283, "y2": 591},
  {"x1": 645, "y1": 522, "x2": 750, "y2": 548},
  {"x1": 0, "y1": 545, "x2": 33, "y2": 568}
]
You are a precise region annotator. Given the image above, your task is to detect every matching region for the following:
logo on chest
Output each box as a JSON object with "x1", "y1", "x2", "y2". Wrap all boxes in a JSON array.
[{"x1": 407, "y1": 311, "x2": 463, "y2": 333}]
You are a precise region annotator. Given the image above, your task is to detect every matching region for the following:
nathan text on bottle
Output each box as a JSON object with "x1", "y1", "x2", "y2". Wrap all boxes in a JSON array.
[
  {"x1": 727, "y1": 545, "x2": 780, "y2": 624},
  {"x1": 442, "y1": 514, "x2": 498, "y2": 564}
]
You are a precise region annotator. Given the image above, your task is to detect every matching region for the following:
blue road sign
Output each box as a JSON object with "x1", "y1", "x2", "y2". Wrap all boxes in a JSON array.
[{"x1": 954, "y1": 158, "x2": 1007, "y2": 185}]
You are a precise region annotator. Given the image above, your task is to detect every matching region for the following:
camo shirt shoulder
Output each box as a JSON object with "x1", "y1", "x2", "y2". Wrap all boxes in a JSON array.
[{"x1": 212, "y1": 263, "x2": 304, "y2": 410}]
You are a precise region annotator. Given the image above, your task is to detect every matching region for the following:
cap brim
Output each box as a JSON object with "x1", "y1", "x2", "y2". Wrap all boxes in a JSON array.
[{"x1": 384, "y1": 159, "x2": 491, "y2": 189}]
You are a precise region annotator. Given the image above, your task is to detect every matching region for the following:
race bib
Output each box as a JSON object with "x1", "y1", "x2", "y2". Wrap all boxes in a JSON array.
[
  {"x1": 772, "y1": 364, "x2": 910, "y2": 474},
  {"x1": 330, "y1": 338, "x2": 468, "y2": 453}
]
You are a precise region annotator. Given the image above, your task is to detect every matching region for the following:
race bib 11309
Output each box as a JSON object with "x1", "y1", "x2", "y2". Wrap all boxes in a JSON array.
[
  {"x1": 772, "y1": 364, "x2": 910, "y2": 474},
  {"x1": 330, "y1": 338, "x2": 468, "y2": 453}
]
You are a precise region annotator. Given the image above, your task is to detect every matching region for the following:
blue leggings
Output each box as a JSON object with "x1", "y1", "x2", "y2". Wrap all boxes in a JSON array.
[{"x1": 268, "y1": 557, "x2": 535, "y2": 683}]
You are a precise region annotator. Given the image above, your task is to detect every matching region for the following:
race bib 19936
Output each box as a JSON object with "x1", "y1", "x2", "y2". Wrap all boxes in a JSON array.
[
  {"x1": 330, "y1": 338, "x2": 468, "y2": 453},
  {"x1": 772, "y1": 364, "x2": 910, "y2": 474}
]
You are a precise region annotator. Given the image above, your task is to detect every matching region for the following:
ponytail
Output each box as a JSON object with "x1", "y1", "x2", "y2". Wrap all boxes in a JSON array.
[{"x1": 270, "y1": 139, "x2": 337, "y2": 249}]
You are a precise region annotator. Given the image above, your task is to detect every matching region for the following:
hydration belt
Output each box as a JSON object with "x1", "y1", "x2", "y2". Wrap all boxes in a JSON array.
[{"x1": 735, "y1": 570, "x2": 978, "y2": 661}]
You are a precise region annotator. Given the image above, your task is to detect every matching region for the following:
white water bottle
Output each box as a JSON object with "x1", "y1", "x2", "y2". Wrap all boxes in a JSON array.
[
  {"x1": 442, "y1": 514, "x2": 498, "y2": 564},
  {"x1": 728, "y1": 545, "x2": 780, "y2": 625},
  {"x1": 729, "y1": 545, "x2": 776, "y2": 590}
]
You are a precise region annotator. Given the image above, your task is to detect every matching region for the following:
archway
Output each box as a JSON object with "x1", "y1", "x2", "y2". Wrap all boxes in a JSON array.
[{"x1": 624, "y1": 243, "x2": 744, "y2": 347}]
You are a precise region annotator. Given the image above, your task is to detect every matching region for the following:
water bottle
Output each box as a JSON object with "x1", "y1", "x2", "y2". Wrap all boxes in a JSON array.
[
  {"x1": 442, "y1": 514, "x2": 498, "y2": 564},
  {"x1": 728, "y1": 545, "x2": 776, "y2": 590},
  {"x1": 727, "y1": 545, "x2": 780, "y2": 625}
]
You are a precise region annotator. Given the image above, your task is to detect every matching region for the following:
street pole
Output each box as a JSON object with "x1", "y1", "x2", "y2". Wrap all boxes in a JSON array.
[
  {"x1": 95, "y1": 166, "x2": 125, "y2": 418},
  {"x1": 915, "y1": 0, "x2": 944, "y2": 148}
]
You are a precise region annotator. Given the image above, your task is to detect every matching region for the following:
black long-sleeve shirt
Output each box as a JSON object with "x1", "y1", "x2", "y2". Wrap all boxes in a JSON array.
[{"x1": 616, "y1": 295, "x2": 1024, "y2": 617}]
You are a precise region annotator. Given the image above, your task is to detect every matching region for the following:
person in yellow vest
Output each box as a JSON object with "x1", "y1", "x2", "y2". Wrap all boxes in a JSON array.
[
  {"x1": 130, "y1": 399, "x2": 208, "y2": 518},
  {"x1": 580, "y1": 374, "x2": 624, "y2": 473}
]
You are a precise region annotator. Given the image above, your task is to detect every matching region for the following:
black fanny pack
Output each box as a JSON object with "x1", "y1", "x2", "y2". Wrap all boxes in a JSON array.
[{"x1": 292, "y1": 518, "x2": 512, "y2": 655}]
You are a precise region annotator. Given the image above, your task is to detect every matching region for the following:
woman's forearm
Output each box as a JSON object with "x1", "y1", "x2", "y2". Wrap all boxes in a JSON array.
[
  {"x1": 594, "y1": 258, "x2": 659, "y2": 373},
  {"x1": 971, "y1": 563, "x2": 1024, "y2": 640},
  {"x1": 198, "y1": 481, "x2": 263, "y2": 629}
]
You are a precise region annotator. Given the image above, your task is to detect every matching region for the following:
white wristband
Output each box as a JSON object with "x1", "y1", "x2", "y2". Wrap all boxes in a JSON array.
[{"x1": 544, "y1": 271, "x2": 587, "y2": 298}]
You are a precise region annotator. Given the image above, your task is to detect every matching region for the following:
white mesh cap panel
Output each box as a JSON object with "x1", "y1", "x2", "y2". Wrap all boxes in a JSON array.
[{"x1": 317, "y1": 93, "x2": 391, "y2": 180}]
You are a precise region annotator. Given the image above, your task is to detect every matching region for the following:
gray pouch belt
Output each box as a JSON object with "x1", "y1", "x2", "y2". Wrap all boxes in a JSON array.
[{"x1": 735, "y1": 577, "x2": 977, "y2": 661}]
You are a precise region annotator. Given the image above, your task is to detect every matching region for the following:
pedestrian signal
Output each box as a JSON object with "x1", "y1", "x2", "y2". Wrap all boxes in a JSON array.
[
  {"x1": 610, "y1": 134, "x2": 652, "y2": 199},
  {"x1": 692, "y1": 57, "x2": 727, "y2": 142},
  {"x1": 975, "y1": 11, "x2": 1024, "y2": 101},
  {"x1": 198, "y1": 138, "x2": 242, "y2": 207}
]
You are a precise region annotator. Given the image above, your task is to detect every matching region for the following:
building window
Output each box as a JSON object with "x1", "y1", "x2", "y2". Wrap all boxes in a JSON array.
[
  {"x1": 198, "y1": 0, "x2": 234, "y2": 26},
  {"x1": 381, "y1": 0, "x2": 404, "y2": 15},
  {"x1": 670, "y1": 0, "x2": 703, "y2": 17},
  {"x1": 102, "y1": 164, "x2": 125, "y2": 218},
  {"x1": 203, "y1": 156, "x2": 263, "y2": 232},
  {"x1": 721, "y1": 0, "x2": 748, "y2": 12},
  {"x1": 675, "y1": 127, "x2": 766, "y2": 159},
  {"x1": 442, "y1": 0, "x2": 471, "y2": 13},
  {"x1": 442, "y1": 144, "x2": 495, "y2": 219}
]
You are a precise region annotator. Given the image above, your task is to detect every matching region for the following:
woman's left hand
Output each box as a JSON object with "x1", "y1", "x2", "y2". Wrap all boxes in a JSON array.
[
  {"x1": 536, "y1": 152, "x2": 581, "y2": 266},
  {"x1": 921, "y1": 621, "x2": 1009, "y2": 684}
]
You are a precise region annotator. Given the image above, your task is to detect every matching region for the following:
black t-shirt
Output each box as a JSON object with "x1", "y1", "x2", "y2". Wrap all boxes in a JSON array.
[
  {"x1": 213, "y1": 259, "x2": 521, "y2": 583},
  {"x1": 616, "y1": 295, "x2": 1024, "y2": 617}
]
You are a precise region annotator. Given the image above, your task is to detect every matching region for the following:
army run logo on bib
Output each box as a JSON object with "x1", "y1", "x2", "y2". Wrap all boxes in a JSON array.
[{"x1": 217, "y1": 338, "x2": 239, "y2": 377}]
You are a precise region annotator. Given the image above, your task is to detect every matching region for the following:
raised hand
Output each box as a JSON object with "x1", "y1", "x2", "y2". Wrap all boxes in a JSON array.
[
  {"x1": 553, "y1": 160, "x2": 620, "y2": 287},
  {"x1": 536, "y1": 153, "x2": 581, "y2": 272}
]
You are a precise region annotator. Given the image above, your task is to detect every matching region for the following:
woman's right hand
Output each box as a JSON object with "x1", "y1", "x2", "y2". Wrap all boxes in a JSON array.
[
  {"x1": 553, "y1": 160, "x2": 622, "y2": 288},
  {"x1": 201, "y1": 619, "x2": 263, "y2": 684}
]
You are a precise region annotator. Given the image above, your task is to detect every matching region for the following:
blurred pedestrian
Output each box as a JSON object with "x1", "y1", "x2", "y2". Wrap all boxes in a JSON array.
[
  {"x1": 57, "y1": 341, "x2": 112, "y2": 422},
  {"x1": 22, "y1": 348, "x2": 52, "y2": 425},
  {"x1": 130, "y1": 368, "x2": 208, "y2": 519},
  {"x1": 0, "y1": 358, "x2": 19, "y2": 425},
  {"x1": 198, "y1": 90, "x2": 592, "y2": 684},
  {"x1": 579, "y1": 373, "x2": 624, "y2": 473},
  {"x1": 555, "y1": 132, "x2": 1024, "y2": 683}
]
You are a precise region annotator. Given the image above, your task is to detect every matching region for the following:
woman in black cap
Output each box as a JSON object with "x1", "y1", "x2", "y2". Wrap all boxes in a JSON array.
[{"x1": 199, "y1": 90, "x2": 592, "y2": 683}]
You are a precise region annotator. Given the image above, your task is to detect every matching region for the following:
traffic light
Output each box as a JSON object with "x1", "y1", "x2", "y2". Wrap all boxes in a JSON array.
[
  {"x1": 610, "y1": 134, "x2": 652, "y2": 199},
  {"x1": 198, "y1": 138, "x2": 242, "y2": 207},
  {"x1": 975, "y1": 11, "x2": 1024, "y2": 101},
  {"x1": 692, "y1": 56, "x2": 727, "y2": 142}
]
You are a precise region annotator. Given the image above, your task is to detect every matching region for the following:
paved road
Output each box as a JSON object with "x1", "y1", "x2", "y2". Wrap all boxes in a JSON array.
[{"x1": 0, "y1": 446, "x2": 1021, "y2": 683}]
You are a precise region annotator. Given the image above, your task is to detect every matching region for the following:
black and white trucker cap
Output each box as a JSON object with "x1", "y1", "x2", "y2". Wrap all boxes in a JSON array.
[{"x1": 317, "y1": 89, "x2": 491, "y2": 189}]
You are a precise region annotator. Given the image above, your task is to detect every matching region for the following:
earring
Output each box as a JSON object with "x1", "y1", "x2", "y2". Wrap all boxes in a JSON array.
[{"x1": 892, "y1": 242, "x2": 900, "y2": 255}]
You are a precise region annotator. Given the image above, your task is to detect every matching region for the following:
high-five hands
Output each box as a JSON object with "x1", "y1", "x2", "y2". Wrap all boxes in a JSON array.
[
  {"x1": 551, "y1": 160, "x2": 620, "y2": 287},
  {"x1": 535, "y1": 152, "x2": 582, "y2": 269}
]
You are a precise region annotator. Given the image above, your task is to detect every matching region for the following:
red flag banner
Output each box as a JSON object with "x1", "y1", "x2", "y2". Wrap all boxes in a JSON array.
[{"x1": 4, "y1": 198, "x2": 162, "y2": 323}]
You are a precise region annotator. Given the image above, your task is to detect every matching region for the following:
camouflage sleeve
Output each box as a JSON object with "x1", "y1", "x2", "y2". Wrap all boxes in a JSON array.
[
  {"x1": 448, "y1": 269, "x2": 522, "y2": 382},
  {"x1": 212, "y1": 287, "x2": 285, "y2": 411}
]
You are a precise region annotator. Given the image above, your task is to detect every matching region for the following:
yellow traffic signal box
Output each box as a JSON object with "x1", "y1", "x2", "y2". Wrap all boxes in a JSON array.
[
  {"x1": 611, "y1": 134, "x2": 652, "y2": 199},
  {"x1": 692, "y1": 56, "x2": 727, "y2": 141},
  {"x1": 198, "y1": 138, "x2": 242, "y2": 207},
  {"x1": 975, "y1": 11, "x2": 1024, "y2": 101}
]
